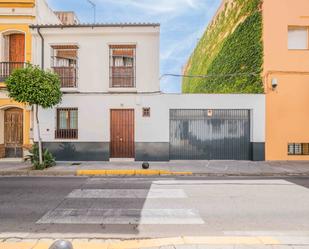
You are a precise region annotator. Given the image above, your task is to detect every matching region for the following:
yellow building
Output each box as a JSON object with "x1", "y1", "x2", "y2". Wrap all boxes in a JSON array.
[{"x1": 0, "y1": 0, "x2": 60, "y2": 158}]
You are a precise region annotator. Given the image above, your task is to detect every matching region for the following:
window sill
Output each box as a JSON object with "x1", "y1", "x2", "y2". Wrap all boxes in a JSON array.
[
  {"x1": 61, "y1": 87, "x2": 79, "y2": 93},
  {"x1": 288, "y1": 48, "x2": 309, "y2": 51},
  {"x1": 108, "y1": 87, "x2": 137, "y2": 93}
]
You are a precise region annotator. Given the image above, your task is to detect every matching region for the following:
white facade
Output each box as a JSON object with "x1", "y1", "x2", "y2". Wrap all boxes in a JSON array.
[
  {"x1": 37, "y1": 94, "x2": 265, "y2": 143},
  {"x1": 31, "y1": 25, "x2": 160, "y2": 93},
  {"x1": 31, "y1": 24, "x2": 265, "y2": 161}
]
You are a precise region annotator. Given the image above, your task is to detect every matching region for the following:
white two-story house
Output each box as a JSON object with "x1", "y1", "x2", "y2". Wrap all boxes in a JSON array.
[{"x1": 30, "y1": 23, "x2": 265, "y2": 161}]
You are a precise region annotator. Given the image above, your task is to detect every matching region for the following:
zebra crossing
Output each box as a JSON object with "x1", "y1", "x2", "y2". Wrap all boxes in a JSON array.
[{"x1": 37, "y1": 178, "x2": 205, "y2": 225}]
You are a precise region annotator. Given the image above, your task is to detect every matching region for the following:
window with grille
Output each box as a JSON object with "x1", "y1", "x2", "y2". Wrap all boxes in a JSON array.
[
  {"x1": 110, "y1": 45, "x2": 136, "y2": 88},
  {"x1": 55, "y1": 108, "x2": 78, "y2": 139},
  {"x1": 288, "y1": 143, "x2": 309, "y2": 155},
  {"x1": 51, "y1": 45, "x2": 78, "y2": 88},
  {"x1": 142, "y1": 107, "x2": 150, "y2": 117}
]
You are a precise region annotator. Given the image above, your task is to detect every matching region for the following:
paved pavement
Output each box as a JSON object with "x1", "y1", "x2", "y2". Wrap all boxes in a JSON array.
[
  {"x1": 1, "y1": 176, "x2": 309, "y2": 241},
  {"x1": 1, "y1": 237, "x2": 309, "y2": 249},
  {"x1": 1, "y1": 160, "x2": 309, "y2": 176}
]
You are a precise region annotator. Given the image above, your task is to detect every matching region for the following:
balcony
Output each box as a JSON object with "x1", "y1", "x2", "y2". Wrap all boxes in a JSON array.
[
  {"x1": 110, "y1": 66, "x2": 135, "y2": 88},
  {"x1": 0, "y1": 62, "x2": 25, "y2": 82},
  {"x1": 55, "y1": 129, "x2": 78, "y2": 139},
  {"x1": 52, "y1": 66, "x2": 77, "y2": 88}
]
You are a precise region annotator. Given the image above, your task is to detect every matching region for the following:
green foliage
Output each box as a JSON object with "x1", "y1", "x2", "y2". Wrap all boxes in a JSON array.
[
  {"x1": 5, "y1": 64, "x2": 62, "y2": 108},
  {"x1": 29, "y1": 144, "x2": 56, "y2": 170},
  {"x1": 183, "y1": 0, "x2": 264, "y2": 93}
]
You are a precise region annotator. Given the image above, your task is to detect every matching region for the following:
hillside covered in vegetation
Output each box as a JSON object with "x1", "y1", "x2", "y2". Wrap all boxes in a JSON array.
[{"x1": 182, "y1": 0, "x2": 264, "y2": 93}]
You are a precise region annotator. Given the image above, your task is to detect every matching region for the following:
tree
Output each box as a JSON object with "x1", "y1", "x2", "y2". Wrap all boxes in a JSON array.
[{"x1": 5, "y1": 64, "x2": 62, "y2": 165}]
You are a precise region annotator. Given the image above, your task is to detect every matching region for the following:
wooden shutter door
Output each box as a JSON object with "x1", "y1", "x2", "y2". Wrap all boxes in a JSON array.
[
  {"x1": 4, "y1": 108, "x2": 23, "y2": 158},
  {"x1": 110, "y1": 109, "x2": 135, "y2": 158},
  {"x1": 9, "y1": 34, "x2": 25, "y2": 62}
]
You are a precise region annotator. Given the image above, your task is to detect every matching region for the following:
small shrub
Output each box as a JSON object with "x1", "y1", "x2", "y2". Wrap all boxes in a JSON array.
[{"x1": 29, "y1": 144, "x2": 56, "y2": 170}]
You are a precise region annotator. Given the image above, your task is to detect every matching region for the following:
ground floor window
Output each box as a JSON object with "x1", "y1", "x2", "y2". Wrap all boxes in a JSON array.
[
  {"x1": 55, "y1": 108, "x2": 78, "y2": 139},
  {"x1": 288, "y1": 143, "x2": 309, "y2": 155}
]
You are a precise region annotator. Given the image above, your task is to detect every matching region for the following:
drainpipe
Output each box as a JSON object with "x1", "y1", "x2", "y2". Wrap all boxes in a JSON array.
[
  {"x1": 36, "y1": 27, "x2": 44, "y2": 164},
  {"x1": 37, "y1": 27, "x2": 44, "y2": 69}
]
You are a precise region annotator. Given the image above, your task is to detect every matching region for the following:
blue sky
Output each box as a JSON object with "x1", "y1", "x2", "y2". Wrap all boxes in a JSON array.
[{"x1": 47, "y1": 0, "x2": 221, "y2": 93}]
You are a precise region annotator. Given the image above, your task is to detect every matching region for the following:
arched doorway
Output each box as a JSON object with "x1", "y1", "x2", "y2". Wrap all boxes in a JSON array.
[{"x1": 4, "y1": 108, "x2": 23, "y2": 158}]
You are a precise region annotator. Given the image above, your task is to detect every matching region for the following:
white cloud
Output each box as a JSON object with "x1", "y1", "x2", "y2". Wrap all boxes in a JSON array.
[{"x1": 97, "y1": 0, "x2": 202, "y2": 14}]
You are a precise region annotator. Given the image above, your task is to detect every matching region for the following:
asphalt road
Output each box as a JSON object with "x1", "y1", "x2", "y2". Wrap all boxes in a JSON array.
[{"x1": 0, "y1": 176, "x2": 309, "y2": 238}]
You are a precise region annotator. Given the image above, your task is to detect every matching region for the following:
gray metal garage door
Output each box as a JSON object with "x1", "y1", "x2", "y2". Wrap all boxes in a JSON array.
[{"x1": 170, "y1": 109, "x2": 251, "y2": 160}]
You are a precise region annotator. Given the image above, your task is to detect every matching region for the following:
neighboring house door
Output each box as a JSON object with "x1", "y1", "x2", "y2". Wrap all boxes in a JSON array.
[
  {"x1": 4, "y1": 108, "x2": 23, "y2": 158},
  {"x1": 9, "y1": 34, "x2": 25, "y2": 62},
  {"x1": 170, "y1": 109, "x2": 251, "y2": 160},
  {"x1": 110, "y1": 109, "x2": 135, "y2": 158}
]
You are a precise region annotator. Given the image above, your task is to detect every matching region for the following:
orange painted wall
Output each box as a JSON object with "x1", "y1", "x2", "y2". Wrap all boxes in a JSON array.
[{"x1": 263, "y1": 0, "x2": 309, "y2": 160}]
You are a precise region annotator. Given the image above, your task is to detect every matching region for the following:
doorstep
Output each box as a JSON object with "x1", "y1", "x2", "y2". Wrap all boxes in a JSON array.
[{"x1": 109, "y1": 158, "x2": 135, "y2": 162}]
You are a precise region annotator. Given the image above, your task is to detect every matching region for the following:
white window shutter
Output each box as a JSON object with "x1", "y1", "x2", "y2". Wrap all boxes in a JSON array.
[{"x1": 288, "y1": 27, "x2": 308, "y2": 50}]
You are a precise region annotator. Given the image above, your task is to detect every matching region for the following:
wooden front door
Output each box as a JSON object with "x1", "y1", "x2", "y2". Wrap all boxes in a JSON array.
[
  {"x1": 4, "y1": 108, "x2": 23, "y2": 158},
  {"x1": 110, "y1": 109, "x2": 134, "y2": 158},
  {"x1": 9, "y1": 34, "x2": 25, "y2": 62}
]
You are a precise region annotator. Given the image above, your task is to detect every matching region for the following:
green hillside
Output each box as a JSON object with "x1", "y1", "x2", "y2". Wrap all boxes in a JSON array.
[{"x1": 182, "y1": 0, "x2": 264, "y2": 93}]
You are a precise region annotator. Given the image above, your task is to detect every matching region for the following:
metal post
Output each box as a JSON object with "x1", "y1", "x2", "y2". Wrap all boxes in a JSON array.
[{"x1": 87, "y1": 0, "x2": 96, "y2": 23}]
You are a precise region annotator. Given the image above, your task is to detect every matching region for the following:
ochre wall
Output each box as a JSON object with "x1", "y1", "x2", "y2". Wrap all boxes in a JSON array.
[
  {"x1": 263, "y1": 0, "x2": 309, "y2": 160},
  {"x1": 0, "y1": 24, "x2": 32, "y2": 87},
  {"x1": 0, "y1": 23, "x2": 32, "y2": 147}
]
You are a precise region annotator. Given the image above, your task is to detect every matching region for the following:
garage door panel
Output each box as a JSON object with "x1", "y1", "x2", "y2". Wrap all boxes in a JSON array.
[{"x1": 170, "y1": 109, "x2": 251, "y2": 160}]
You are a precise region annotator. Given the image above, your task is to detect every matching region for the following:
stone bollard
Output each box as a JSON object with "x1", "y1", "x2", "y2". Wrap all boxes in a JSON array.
[
  {"x1": 142, "y1": 162, "x2": 150, "y2": 169},
  {"x1": 49, "y1": 240, "x2": 73, "y2": 249}
]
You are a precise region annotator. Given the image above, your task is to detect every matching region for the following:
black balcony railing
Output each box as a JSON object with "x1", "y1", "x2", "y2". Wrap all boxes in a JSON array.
[
  {"x1": 55, "y1": 129, "x2": 78, "y2": 139},
  {"x1": 52, "y1": 66, "x2": 77, "y2": 88},
  {"x1": 0, "y1": 62, "x2": 25, "y2": 82}
]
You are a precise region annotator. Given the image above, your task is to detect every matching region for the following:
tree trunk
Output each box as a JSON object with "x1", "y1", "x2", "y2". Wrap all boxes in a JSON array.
[{"x1": 35, "y1": 104, "x2": 43, "y2": 165}]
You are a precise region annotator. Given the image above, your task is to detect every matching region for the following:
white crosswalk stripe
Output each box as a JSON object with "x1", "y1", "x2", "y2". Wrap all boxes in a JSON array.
[
  {"x1": 67, "y1": 189, "x2": 187, "y2": 199},
  {"x1": 37, "y1": 208, "x2": 204, "y2": 224},
  {"x1": 36, "y1": 181, "x2": 204, "y2": 225}
]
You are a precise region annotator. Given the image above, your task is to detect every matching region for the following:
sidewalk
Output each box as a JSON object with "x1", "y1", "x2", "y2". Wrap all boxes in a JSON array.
[
  {"x1": 0, "y1": 160, "x2": 309, "y2": 176},
  {"x1": 1, "y1": 235, "x2": 309, "y2": 249}
]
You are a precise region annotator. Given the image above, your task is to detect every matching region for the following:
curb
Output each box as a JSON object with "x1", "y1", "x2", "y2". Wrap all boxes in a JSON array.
[
  {"x1": 0, "y1": 236, "x2": 285, "y2": 249},
  {"x1": 1, "y1": 235, "x2": 309, "y2": 249},
  {"x1": 0, "y1": 169, "x2": 309, "y2": 177},
  {"x1": 0, "y1": 170, "x2": 76, "y2": 176},
  {"x1": 76, "y1": 169, "x2": 193, "y2": 176}
]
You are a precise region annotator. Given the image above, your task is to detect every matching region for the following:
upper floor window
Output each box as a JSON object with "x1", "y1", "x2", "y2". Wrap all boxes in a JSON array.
[
  {"x1": 288, "y1": 27, "x2": 308, "y2": 50},
  {"x1": 0, "y1": 33, "x2": 25, "y2": 82},
  {"x1": 51, "y1": 45, "x2": 78, "y2": 88},
  {"x1": 55, "y1": 108, "x2": 78, "y2": 139},
  {"x1": 109, "y1": 45, "x2": 136, "y2": 88}
]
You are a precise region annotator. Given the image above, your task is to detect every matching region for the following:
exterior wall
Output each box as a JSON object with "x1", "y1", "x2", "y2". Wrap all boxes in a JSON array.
[
  {"x1": 0, "y1": 0, "x2": 59, "y2": 157},
  {"x1": 54, "y1": 12, "x2": 79, "y2": 25},
  {"x1": 35, "y1": 94, "x2": 265, "y2": 161},
  {"x1": 34, "y1": 0, "x2": 61, "y2": 25},
  {"x1": 31, "y1": 26, "x2": 161, "y2": 93},
  {"x1": 263, "y1": 0, "x2": 309, "y2": 160}
]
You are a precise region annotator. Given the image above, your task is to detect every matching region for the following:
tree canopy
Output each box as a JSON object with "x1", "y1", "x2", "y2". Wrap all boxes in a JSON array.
[{"x1": 5, "y1": 64, "x2": 62, "y2": 108}]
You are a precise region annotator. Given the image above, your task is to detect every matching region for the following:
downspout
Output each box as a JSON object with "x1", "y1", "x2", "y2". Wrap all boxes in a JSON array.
[
  {"x1": 36, "y1": 27, "x2": 44, "y2": 164},
  {"x1": 37, "y1": 27, "x2": 44, "y2": 69}
]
